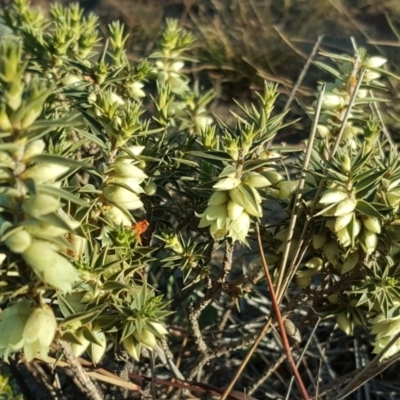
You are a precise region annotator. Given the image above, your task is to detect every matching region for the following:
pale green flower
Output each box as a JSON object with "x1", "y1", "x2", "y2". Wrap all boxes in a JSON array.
[
  {"x1": 0, "y1": 300, "x2": 32, "y2": 359},
  {"x1": 371, "y1": 313, "x2": 400, "y2": 359},
  {"x1": 22, "y1": 305, "x2": 57, "y2": 361},
  {"x1": 22, "y1": 240, "x2": 80, "y2": 293},
  {"x1": 103, "y1": 205, "x2": 131, "y2": 227}
]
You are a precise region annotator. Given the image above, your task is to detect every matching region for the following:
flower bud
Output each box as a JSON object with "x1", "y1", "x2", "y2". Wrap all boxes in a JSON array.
[
  {"x1": 23, "y1": 305, "x2": 57, "y2": 361},
  {"x1": 322, "y1": 92, "x2": 345, "y2": 110},
  {"x1": 229, "y1": 211, "x2": 250, "y2": 243},
  {"x1": 103, "y1": 185, "x2": 143, "y2": 210},
  {"x1": 361, "y1": 215, "x2": 381, "y2": 234},
  {"x1": 317, "y1": 124, "x2": 331, "y2": 138},
  {"x1": 227, "y1": 200, "x2": 244, "y2": 220},
  {"x1": 20, "y1": 164, "x2": 70, "y2": 184},
  {"x1": 363, "y1": 71, "x2": 381, "y2": 82},
  {"x1": 334, "y1": 199, "x2": 356, "y2": 216},
  {"x1": 341, "y1": 154, "x2": 351, "y2": 174},
  {"x1": 335, "y1": 212, "x2": 353, "y2": 232},
  {"x1": 107, "y1": 176, "x2": 145, "y2": 194},
  {"x1": 127, "y1": 81, "x2": 145, "y2": 99},
  {"x1": 208, "y1": 190, "x2": 229, "y2": 206},
  {"x1": 295, "y1": 269, "x2": 316, "y2": 288},
  {"x1": 22, "y1": 217, "x2": 79, "y2": 238},
  {"x1": 22, "y1": 192, "x2": 60, "y2": 218},
  {"x1": 70, "y1": 235, "x2": 87, "y2": 259},
  {"x1": 138, "y1": 329, "x2": 157, "y2": 349},
  {"x1": 125, "y1": 145, "x2": 145, "y2": 156},
  {"x1": 319, "y1": 190, "x2": 348, "y2": 205},
  {"x1": 0, "y1": 103, "x2": 12, "y2": 131},
  {"x1": 336, "y1": 226, "x2": 352, "y2": 247},
  {"x1": 147, "y1": 321, "x2": 168, "y2": 336},
  {"x1": 364, "y1": 56, "x2": 387, "y2": 69},
  {"x1": 262, "y1": 170, "x2": 284, "y2": 184},
  {"x1": 113, "y1": 162, "x2": 147, "y2": 179},
  {"x1": 336, "y1": 313, "x2": 353, "y2": 335},
  {"x1": 103, "y1": 205, "x2": 132, "y2": 227},
  {"x1": 242, "y1": 171, "x2": 271, "y2": 188},
  {"x1": 144, "y1": 180, "x2": 157, "y2": 196},
  {"x1": 0, "y1": 300, "x2": 32, "y2": 359},
  {"x1": 61, "y1": 74, "x2": 82, "y2": 87},
  {"x1": 362, "y1": 229, "x2": 378, "y2": 254},
  {"x1": 22, "y1": 240, "x2": 80, "y2": 293},
  {"x1": 5, "y1": 229, "x2": 32, "y2": 253},
  {"x1": 229, "y1": 186, "x2": 262, "y2": 217},
  {"x1": 213, "y1": 177, "x2": 241, "y2": 191},
  {"x1": 386, "y1": 190, "x2": 400, "y2": 208},
  {"x1": 70, "y1": 330, "x2": 90, "y2": 358},
  {"x1": 23, "y1": 140, "x2": 46, "y2": 161},
  {"x1": 122, "y1": 336, "x2": 140, "y2": 361},
  {"x1": 87, "y1": 330, "x2": 107, "y2": 365},
  {"x1": 305, "y1": 257, "x2": 323, "y2": 270}
]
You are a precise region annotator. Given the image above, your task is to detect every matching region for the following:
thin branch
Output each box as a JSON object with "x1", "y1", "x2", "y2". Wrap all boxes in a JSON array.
[
  {"x1": 275, "y1": 82, "x2": 326, "y2": 302},
  {"x1": 255, "y1": 224, "x2": 309, "y2": 400},
  {"x1": 37, "y1": 354, "x2": 140, "y2": 393},
  {"x1": 56, "y1": 340, "x2": 104, "y2": 400},
  {"x1": 283, "y1": 34, "x2": 325, "y2": 112},
  {"x1": 220, "y1": 318, "x2": 273, "y2": 400},
  {"x1": 248, "y1": 352, "x2": 286, "y2": 395}
]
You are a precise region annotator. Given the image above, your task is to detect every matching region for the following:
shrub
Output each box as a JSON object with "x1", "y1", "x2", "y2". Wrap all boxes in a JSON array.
[{"x1": 1, "y1": 0, "x2": 400, "y2": 399}]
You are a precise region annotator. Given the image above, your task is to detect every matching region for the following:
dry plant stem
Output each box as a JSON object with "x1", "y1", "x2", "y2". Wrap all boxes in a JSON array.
[
  {"x1": 275, "y1": 83, "x2": 326, "y2": 302},
  {"x1": 283, "y1": 34, "x2": 325, "y2": 112},
  {"x1": 330, "y1": 69, "x2": 366, "y2": 158},
  {"x1": 188, "y1": 332, "x2": 259, "y2": 381},
  {"x1": 24, "y1": 361, "x2": 63, "y2": 399},
  {"x1": 219, "y1": 319, "x2": 273, "y2": 400},
  {"x1": 284, "y1": 318, "x2": 321, "y2": 400},
  {"x1": 310, "y1": 351, "x2": 400, "y2": 399},
  {"x1": 335, "y1": 331, "x2": 400, "y2": 399},
  {"x1": 37, "y1": 354, "x2": 140, "y2": 392},
  {"x1": 56, "y1": 340, "x2": 104, "y2": 400},
  {"x1": 188, "y1": 241, "x2": 234, "y2": 370},
  {"x1": 255, "y1": 224, "x2": 309, "y2": 400},
  {"x1": 248, "y1": 352, "x2": 287, "y2": 395}
]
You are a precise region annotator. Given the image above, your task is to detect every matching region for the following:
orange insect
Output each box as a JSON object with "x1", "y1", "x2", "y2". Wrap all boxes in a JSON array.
[{"x1": 131, "y1": 220, "x2": 149, "y2": 245}]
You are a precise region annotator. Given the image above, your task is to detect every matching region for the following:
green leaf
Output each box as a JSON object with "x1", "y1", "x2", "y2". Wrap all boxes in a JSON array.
[
  {"x1": 120, "y1": 321, "x2": 135, "y2": 342},
  {"x1": 355, "y1": 200, "x2": 382, "y2": 218},
  {"x1": 355, "y1": 170, "x2": 386, "y2": 193},
  {"x1": 61, "y1": 330, "x2": 86, "y2": 345},
  {"x1": 28, "y1": 154, "x2": 89, "y2": 169},
  {"x1": 74, "y1": 127, "x2": 107, "y2": 149},
  {"x1": 102, "y1": 281, "x2": 132, "y2": 291},
  {"x1": 82, "y1": 325, "x2": 105, "y2": 346},
  {"x1": 319, "y1": 52, "x2": 355, "y2": 62},
  {"x1": 38, "y1": 184, "x2": 89, "y2": 207},
  {"x1": 61, "y1": 305, "x2": 105, "y2": 326},
  {"x1": 190, "y1": 150, "x2": 233, "y2": 161},
  {"x1": 314, "y1": 61, "x2": 343, "y2": 80},
  {"x1": 172, "y1": 157, "x2": 199, "y2": 167}
]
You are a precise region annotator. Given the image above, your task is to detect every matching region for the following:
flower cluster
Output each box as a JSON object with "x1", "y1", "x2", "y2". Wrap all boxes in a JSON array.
[
  {"x1": 198, "y1": 166, "x2": 271, "y2": 243},
  {"x1": 371, "y1": 312, "x2": 400, "y2": 360},
  {"x1": 0, "y1": 301, "x2": 57, "y2": 361},
  {"x1": 102, "y1": 146, "x2": 148, "y2": 227}
]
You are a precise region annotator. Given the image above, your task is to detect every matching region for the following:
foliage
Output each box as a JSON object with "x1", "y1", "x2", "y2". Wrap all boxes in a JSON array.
[{"x1": 1, "y1": 0, "x2": 400, "y2": 399}]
